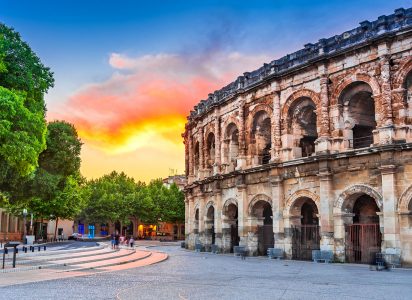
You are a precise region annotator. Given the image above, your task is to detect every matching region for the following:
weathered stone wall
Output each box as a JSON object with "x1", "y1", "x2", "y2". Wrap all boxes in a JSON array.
[{"x1": 184, "y1": 8, "x2": 412, "y2": 265}]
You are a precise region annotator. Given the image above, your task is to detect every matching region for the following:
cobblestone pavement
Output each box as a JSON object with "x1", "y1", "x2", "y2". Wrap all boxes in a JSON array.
[{"x1": 0, "y1": 245, "x2": 411, "y2": 300}]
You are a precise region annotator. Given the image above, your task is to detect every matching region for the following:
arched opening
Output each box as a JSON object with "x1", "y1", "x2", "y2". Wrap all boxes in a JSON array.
[
  {"x1": 206, "y1": 205, "x2": 215, "y2": 249},
  {"x1": 251, "y1": 200, "x2": 274, "y2": 256},
  {"x1": 222, "y1": 123, "x2": 239, "y2": 172},
  {"x1": 339, "y1": 82, "x2": 376, "y2": 149},
  {"x1": 250, "y1": 110, "x2": 271, "y2": 164},
  {"x1": 205, "y1": 132, "x2": 215, "y2": 175},
  {"x1": 194, "y1": 208, "x2": 199, "y2": 235},
  {"x1": 345, "y1": 194, "x2": 381, "y2": 264},
  {"x1": 288, "y1": 97, "x2": 317, "y2": 157},
  {"x1": 223, "y1": 202, "x2": 239, "y2": 253},
  {"x1": 403, "y1": 70, "x2": 412, "y2": 124},
  {"x1": 193, "y1": 142, "x2": 200, "y2": 178},
  {"x1": 290, "y1": 197, "x2": 320, "y2": 260}
]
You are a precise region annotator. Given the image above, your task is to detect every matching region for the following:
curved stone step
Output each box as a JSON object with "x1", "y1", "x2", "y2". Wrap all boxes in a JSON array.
[{"x1": 59, "y1": 250, "x2": 152, "y2": 272}]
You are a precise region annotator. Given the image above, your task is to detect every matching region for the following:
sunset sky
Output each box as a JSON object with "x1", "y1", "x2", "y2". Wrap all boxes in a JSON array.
[{"x1": 1, "y1": 0, "x2": 410, "y2": 182}]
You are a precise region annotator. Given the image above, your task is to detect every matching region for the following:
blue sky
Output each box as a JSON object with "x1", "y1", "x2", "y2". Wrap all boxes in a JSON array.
[{"x1": 1, "y1": 0, "x2": 410, "y2": 181}]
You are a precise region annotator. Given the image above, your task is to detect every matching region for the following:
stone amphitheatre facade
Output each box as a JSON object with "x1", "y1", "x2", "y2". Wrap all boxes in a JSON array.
[{"x1": 183, "y1": 8, "x2": 412, "y2": 265}]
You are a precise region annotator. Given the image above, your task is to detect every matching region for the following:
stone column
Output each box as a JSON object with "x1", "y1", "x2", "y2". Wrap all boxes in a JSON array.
[
  {"x1": 379, "y1": 54, "x2": 393, "y2": 126},
  {"x1": 271, "y1": 88, "x2": 281, "y2": 162},
  {"x1": 380, "y1": 164, "x2": 400, "y2": 253},
  {"x1": 198, "y1": 195, "x2": 205, "y2": 246},
  {"x1": 237, "y1": 100, "x2": 247, "y2": 169},
  {"x1": 315, "y1": 71, "x2": 332, "y2": 153},
  {"x1": 188, "y1": 129, "x2": 194, "y2": 183},
  {"x1": 237, "y1": 181, "x2": 248, "y2": 251},
  {"x1": 318, "y1": 167, "x2": 335, "y2": 252},
  {"x1": 214, "y1": 111, "x2": 221, "y2": 174},
  {"x1": 376, "y1": 48, "x2": 395, "y2": 145},
  {"x1": 270, "y1": 172, "x2": 285, "y2": 252},
  {"x1": 198, "y1": 127, "x2": 204, "y2": 180},
  {"x1": 214, "y1": 190, "x2": 223, "y2": 252},
  {"x1": 333, "y1": 213, "x2": 354, "y2": 262},
  {"x1": 186, "y1": 195, "x2": 195, "y2": 249}
]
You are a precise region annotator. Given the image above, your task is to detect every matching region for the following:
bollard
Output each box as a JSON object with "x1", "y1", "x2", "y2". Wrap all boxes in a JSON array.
[
  {"x1": 31, "y1": 246, "x2": 34, "y2": 252},
  {"x1": 38, "y1": 246, "x2": 40, "y2": 252},
  {"x1": 44, "y1": 246, "x2": 46, "y2": 251},
  {"x1": 24, "y1": 247, "x2": 27, "y2": 253}
]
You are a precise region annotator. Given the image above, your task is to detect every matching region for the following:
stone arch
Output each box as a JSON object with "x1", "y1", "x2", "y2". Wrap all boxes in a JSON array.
[
  {"x1": 221, "y1": 115, "x2": 241, "y2": 136},
  {"x1": 398, "y1": 185, "x2": 412, "y2": 212},
  {"x1": 334, "y1": 184, "x2": 383, "y2": 212},
  {"x1": 248, "y1": 193, "x2": 272, "y2": 216},
  {"x1": 284, "y1": 190, "x2": 320, "y2": 216},
  {"x1": 245, "y1": 104, "x2": 273, "y2": 133},
  {"x1": 331, "y1": 73, "x2": 381, "y2": 106},
  {"x1": 205, "y1": 131, "x2": 215, "y2": 170},
  {"x1": 205, "y1": 201, "x2": 215, "y2": 216},
  {"x1": 246, "y1": 105, "x2": 272, "y2": 164},
  {"x1": 393, "y1": 58, "x2": 412, "y2": 89},
  {"x1": 281, "y1": 89, "x2": 321, "y2": 125},
  {"x1": 281, "y1": 89, "x2": 320, "y2": 157},
  {"x1": 223, "y1": 198, "x2": 238, "y2": 214}
]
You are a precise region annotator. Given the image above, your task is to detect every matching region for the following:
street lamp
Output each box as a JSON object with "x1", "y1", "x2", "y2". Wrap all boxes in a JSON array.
[{"x1": 22, "y1": 208, "x2": 28, "y2": 244}]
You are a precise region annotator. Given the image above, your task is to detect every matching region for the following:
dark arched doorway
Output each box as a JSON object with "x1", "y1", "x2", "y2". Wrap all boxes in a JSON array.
[
  {"x1": 346, "y1": 195, "x2": 381, "y2": 263},
  {"x1": 252, "y1": 200, "x2": 274, "y2": 256},
  {"x1": 291, "y1": 197, "x2": 320, "y2": 260},
  {"x1": 206, "y1": 205, "x2": 215, "y2": 251}
]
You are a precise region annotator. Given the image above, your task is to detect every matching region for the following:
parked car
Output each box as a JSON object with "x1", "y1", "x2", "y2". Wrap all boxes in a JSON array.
[{"x1": 68, "y1": 233, "x2": 84, "y2": 240}]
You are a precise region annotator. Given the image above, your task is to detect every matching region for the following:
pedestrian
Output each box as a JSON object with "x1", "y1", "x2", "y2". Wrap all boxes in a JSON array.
[
  {"x1": 129, "y1": 236, "x2": 135, "y2": 248},
  {"x1": 115, "y1": 231, "x2": 120, "y2": 249},
  {"x1": 110, "y1": 232, "x2": 115, "y2": 249}
]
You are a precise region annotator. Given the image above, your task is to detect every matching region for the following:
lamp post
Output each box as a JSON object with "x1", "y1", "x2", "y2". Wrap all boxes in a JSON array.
[{"x1": 22, "y1": 208, "x2": 28, "y2": 244}]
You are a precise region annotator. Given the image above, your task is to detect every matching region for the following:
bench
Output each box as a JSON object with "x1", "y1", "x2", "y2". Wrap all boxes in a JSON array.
[
  {"x1": 211, "y1": 244, "x2": 219, "y2": 254},
  {"x1": 383, "y1": 253, "x2": 401, "y2": 269},
  {"x1": 267, "y1": 248, "x2": 283, "y2": 259},
  {"x1": 312, "y1": 250, "x2": 333, "y2": 263},
  {"x1": 233, "y1": 246, "x2": 246, "y2": 260},
  {"x1": 195, "y1": 243, "x2": 203, "y2": 252}
]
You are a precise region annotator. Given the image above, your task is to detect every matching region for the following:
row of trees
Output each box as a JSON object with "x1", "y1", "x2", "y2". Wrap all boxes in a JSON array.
[
  {"x1": 0, "y1": 23, "x2": 184, "y2": 239},
  {"x1": 78, "y1": 173, "x2": 185, "y2": 226}
]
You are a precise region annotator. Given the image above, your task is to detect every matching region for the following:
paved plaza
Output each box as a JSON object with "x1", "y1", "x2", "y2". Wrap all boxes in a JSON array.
[{"x1": 0, "y1": 243, "x2": 411, "y2": 299}]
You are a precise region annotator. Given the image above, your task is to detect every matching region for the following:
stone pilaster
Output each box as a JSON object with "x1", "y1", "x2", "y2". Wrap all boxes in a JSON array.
[
  {"x1": 270, "y1": 172, "x2": 285, "y2": 252},
  {"x1": 198, "y1": 127, "x2": 204, "y2": 179},
  {"x1": 188, "y1": 129, "x2": 194, "y2": 183},
  {"x1": 271, "y1": 88, "x2": 281, "y2": 162},
  {"x1": 380, "y1": 164, "x2": 401, "y2": 253},
  {"x1": 237, "y1": 182, "x2": 248, "y2": 252},
  {"x1": 318, "y1": 166, "x2": 335, "y2": 252},
  {"x1": 315, "y1": 72, "x2": 332, "y2": 153},
  {"x1": 214, "y1": 190, "x2": 223, "y2": 252},
  {"x1": 237, "y1": 100, "x2": 247, "y2": 169},
  {"x1": 333, "y1": 213, "x2": 354, "y2": 262},
  {"x1": 214, "y1": 110, "x2": 221, "y2": 174}
]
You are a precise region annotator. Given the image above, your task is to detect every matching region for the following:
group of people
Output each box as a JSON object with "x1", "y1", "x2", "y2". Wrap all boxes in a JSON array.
[{"x1": 110, "y1": 231, "x2": 135, "y2": 249}]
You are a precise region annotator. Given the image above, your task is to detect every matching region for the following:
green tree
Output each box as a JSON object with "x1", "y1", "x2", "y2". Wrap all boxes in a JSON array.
[
  {"x1": 80, "y1": 171, "x2": 137, "y2": 227},
  {"x1": 0, "y1": 23, "x2": 53, "y2": 195},
  {"x1": 29, "y1": 121, "x2": 84, "y2": 238}
]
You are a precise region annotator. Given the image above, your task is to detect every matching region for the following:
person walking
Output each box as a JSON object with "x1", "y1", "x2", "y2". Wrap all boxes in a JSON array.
[
  {"x1": 114, "y1": 231, "x2": 120, "y2": 249},
  {"x1": 129, "y1": 236, "x2": 135, "y2": 248},
  {"x1": 110, "y1": 232, "x2": 115, "y2": 249}
]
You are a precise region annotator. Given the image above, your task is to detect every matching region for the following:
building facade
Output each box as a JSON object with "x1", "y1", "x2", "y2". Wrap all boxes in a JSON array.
[{"x1": 183, "y1": 8, "x2": 412, "y2": 265}]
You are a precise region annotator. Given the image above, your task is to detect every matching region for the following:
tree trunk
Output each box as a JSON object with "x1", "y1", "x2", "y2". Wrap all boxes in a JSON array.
[{"x1": 54, "y1": 217, "x2": 59, "y2": 241}]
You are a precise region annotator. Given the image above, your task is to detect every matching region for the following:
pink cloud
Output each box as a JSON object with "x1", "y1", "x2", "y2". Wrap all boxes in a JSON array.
[{"x1": 49, "y1": 51, "x2": 271, "y2": 152}]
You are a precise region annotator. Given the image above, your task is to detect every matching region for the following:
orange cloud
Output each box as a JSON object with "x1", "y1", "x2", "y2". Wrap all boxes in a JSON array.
[{"x1": 48, "y1": 51, "x2": 270, "y2": 179}]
